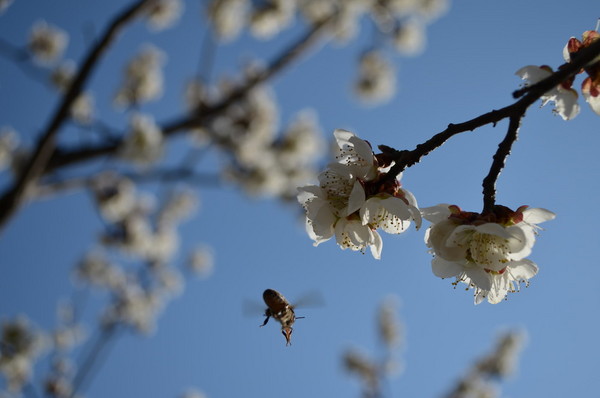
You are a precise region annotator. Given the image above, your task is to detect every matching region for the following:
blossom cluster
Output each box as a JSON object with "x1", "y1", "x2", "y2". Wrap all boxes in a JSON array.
[
  {"x1": 114, "y1": 45, "x2": 166, "y2": 108},
  {"x1": 516, "y1": 29, "x2": 600, "y2": 119},
  {"x1": 206, "y1": 0, "x2": 447, "y2": 103},
  {"x1": 423, "y1": 204, "x2": 555, "y2": 304},
  {"x1": 298, "y1": 130, "x2": 421, "y2": 259},
  {"x1": 187, "y1": 80, "x2": 325, "y2": 199}
]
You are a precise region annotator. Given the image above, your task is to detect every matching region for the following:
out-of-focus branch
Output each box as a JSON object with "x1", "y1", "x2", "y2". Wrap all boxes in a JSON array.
[
  {"x1": 43, "y1": 16, "x2": 333, "y2": 175},
  {"x1": 0, "y1": 0, "x2": 154, "y2": 232},
  {"x1": 68, "y1": 325, "x2": 119, "y2": 398},
  {"x1": 36, "y1": 168, "x2": 221, "y2": 198}
]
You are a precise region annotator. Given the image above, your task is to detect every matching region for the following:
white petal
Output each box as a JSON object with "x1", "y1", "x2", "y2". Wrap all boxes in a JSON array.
[
  {"x1": 555, "y1": 89, "x2": 580, "y2": 120},
  {"x1": 308, "y1": 206, "x2": 336, "y2": 244},
  {"x1": 583, "y1": 91, "x2": 600, "y2": 115},
  {"x1": 431, "y1": 257, "x2": 463, "y2": 278},
  {"x1": 521, "y1": 207, "x2": 556, "y2": 224},
  {"x1": 515, "y1": 65, "x2": 552, "y2": 83},
  {"x1": 421, "y1": 204, "x2": 452, "y2": 224},
  {"x1": 347, "y1": 180, "x2": 366, "y2": 215},
  {"x1": 506, "y1": 225, "x2": 533, "y2": 260},
  {"x1": 370, "y1": 229, "x2": 383, "y2": 259},
  {"x1": 297, "y1": 185, "x2": 321, "y2": 205},
  {"x1": 508, "y1": 259, "x2": 539, "y2": 280},
  {"x1": 473, "y1": 222, "x2": 514, "y2": 239},
  {"x1": 465, "y1": 267, "x2": 492, "y2": 291},
  {"x1": 487, "y1": 274, "x2": 510, "y2": 304}
]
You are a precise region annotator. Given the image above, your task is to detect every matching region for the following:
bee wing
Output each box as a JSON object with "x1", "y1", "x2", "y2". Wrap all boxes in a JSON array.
[
  {"x1": 242, "y1": 299, "x2": 266, "y2": 317},
  {"x1": 292, "y1": 290, "x2": 325, "y2": 309}
]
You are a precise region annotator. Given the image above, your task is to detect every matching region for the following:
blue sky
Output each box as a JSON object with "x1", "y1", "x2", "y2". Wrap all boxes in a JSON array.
[{"x1": 1, "y1": 1, "x2": 600, "y2": 397}]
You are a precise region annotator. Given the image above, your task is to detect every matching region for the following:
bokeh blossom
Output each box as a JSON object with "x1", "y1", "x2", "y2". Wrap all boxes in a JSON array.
[
  {"x1": 298, "y1": 129, "x2": 421, "y2": 259},
  {"x1": 423, "y1": 204, "x2": 555, "y2": 304},
  {"x1": 28, "y1": 20, "x2": 68, "y2": 64}
]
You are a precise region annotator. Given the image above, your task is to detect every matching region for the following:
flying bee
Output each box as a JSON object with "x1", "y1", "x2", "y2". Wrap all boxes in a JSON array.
[{"x1": 260, "y1": 289, "x2": 305, "y2": 346}]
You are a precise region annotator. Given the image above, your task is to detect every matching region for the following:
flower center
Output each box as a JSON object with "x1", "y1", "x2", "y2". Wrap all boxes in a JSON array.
[{"x1": 466, "y1": 232, "x2": 510, "y2": 269}]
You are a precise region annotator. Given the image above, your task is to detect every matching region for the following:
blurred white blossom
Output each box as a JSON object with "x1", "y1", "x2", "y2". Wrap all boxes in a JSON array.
[
  {"x1": 28, "y1": 20, "x2": 68, "y2": 64},
  {"x1": 187, "y1": 245, "x2": 215, "y2": 278},
  {"x1": 0, "y1": 317, "x2": 47, "y2": 392},
  {"x1": 120, "y1": 113, "x2": 164, "y2": 166},
  {"x1": 0, "y1": 0, "x2": 13, "y2": 14},
  {"x1": 50, "y1": 60, "x2": 76, "y2": 91},
  {"x1": 180, "y1": 388, "x2": 207, "y2": 398},
  {"x1": 249, "y1": 0, "x2": 296, "y2": 39},
  {"x1": 158, "y1": 189, "x2": 199, "y2": 227},
  {"x1": 114, "y1": 45, "x2": 166, "y2": 107},
  {"x1": 393, "y1": 19, "x2": 426, "y2": 55},
  {"x1": 0, "y1": 127, "x2": 19, "y2": 172},
  {"x1": 74, "y1": 251, "x2": 126, "y2": 290},
  {"x1": 102, "y1": 283, "x2": 165, "y2": 334},
  {"x1": 146, "y1": 0, "x2": 184, "y2": 31},
  {"x1": 355, "y1": 50, "x2": 396, "y2": 103},
  {"x1": 207, "y1": 0, "x2": 249, "y2": 41},
  {"x1": 92, "y1": 174, "x2": 137, "y2": 222}
]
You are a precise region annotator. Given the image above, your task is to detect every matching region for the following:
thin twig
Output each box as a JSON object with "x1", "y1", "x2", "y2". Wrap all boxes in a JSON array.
[
  {"x1": 382, "y1": 37, "x2": 600, "y2": 180},
  {"x1": 0, "y1": 0, "x2": 154, "y2": 232},
  {"x1": 36, "y1": 168, "x2": 221, "y2": 197},
  {"x1": 69, "y1": 325, "x2": 119, "y2": 398},
  {"x1": 481, "y1": 115, "x2": 522, "y2": 213}
]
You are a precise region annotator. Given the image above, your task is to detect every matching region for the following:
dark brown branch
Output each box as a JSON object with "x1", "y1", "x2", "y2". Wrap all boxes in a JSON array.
[
  {"x1": 0, "y1": 0, "x2": 153, "y2": 232},
  {"x1": 481, "y1": 115, "x2": 522, "y2": 213},
  {"x1": 382, "y1": 36, "x2": 600, "y2": 180}
]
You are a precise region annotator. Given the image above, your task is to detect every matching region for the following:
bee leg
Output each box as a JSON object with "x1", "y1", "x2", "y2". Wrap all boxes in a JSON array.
[{"x1": 260, "y1": 315, "x2": 270, "y2": 327}]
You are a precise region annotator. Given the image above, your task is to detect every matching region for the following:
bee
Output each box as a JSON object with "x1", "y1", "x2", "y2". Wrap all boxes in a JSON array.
[{"x1": 260, "y1": 289, "x2": 305, "y2": 346}]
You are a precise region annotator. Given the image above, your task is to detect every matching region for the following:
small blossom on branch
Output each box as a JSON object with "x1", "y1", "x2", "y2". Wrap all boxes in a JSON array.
[
  {"x1": 515, "y1": 65, "x2": 580, "y2": 120},
  {"x1": 563, "y1": 29, "x2": 600, "y2": 115},
  {"x1": 145, "y1": 0, "x2": 184, "y2": 31},
  {"x1": 354, "y1": 50, "x2": 396, "y2": 104},
  {"x1": 298, "y1": 130, "x2": 421, "y2": 259},
  {"x1": 27, "y1": 20, "x2": 68, "y2": 64},
  {"x1": 119, "y1": 113, "x2": 164, "y2": 166},
  {"x1": 114, "y1": 45, "x2": 166, "y2": 107},
  {"x1": 423, "y1": 204, "x2": 555, "y2": 304}
]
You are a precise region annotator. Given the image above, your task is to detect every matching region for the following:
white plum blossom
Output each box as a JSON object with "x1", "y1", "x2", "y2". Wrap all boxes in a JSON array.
[
  {"x1": 120, "y1": 113, "x2": 164, "y2": 166},
  {"x1": 515, "y1": 65, "x2": 580, "y2": 120},
  {"x1": 187, "y1": 245, "x2": 215, "y2": 278},
  {"x1": 146, "y1": 0, "x2": 184, "y2": 31},
  {"x1": 28, "y1": 20, "x2": 68, "y2": 64},
  {"x1": 249, "y1": 0, "x2": 296, "y2": 39},
  {"x1": 563, "y1": 30, "x2": 600, "y2": 116},
  {"x1": 298, "y1": 130, "x2": 420, "y2": 259},
  {"x1": 423, "y1": 204, "x2": 556, "y2": 304},
  {"x1": 207, "y1": 0, "x2": 249, "y2": 41},
  {"x1": 392, "y1": 19, "x2": 426, "y2": 56},
  {"x1": 0, "y1": 317, "x2": 47, "y2": 392},
  {"x1": 355, "y1": 50, "x2": 396, "y2": 104},
  {"x1": 114, "y1": 45, "x2": 166, "y2": 107}
]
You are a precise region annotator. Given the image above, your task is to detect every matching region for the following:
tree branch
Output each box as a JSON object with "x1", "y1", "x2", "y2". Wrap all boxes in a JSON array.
[
  {"x1": 382, "y1": 37, "x2": 600, "y2": 181},
  {"x1": 0, "y1": 0, "x2": 154, "y2": 232},
  {"x1": 481, "y1": 115, "x2": 522, "y2": 213}
]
